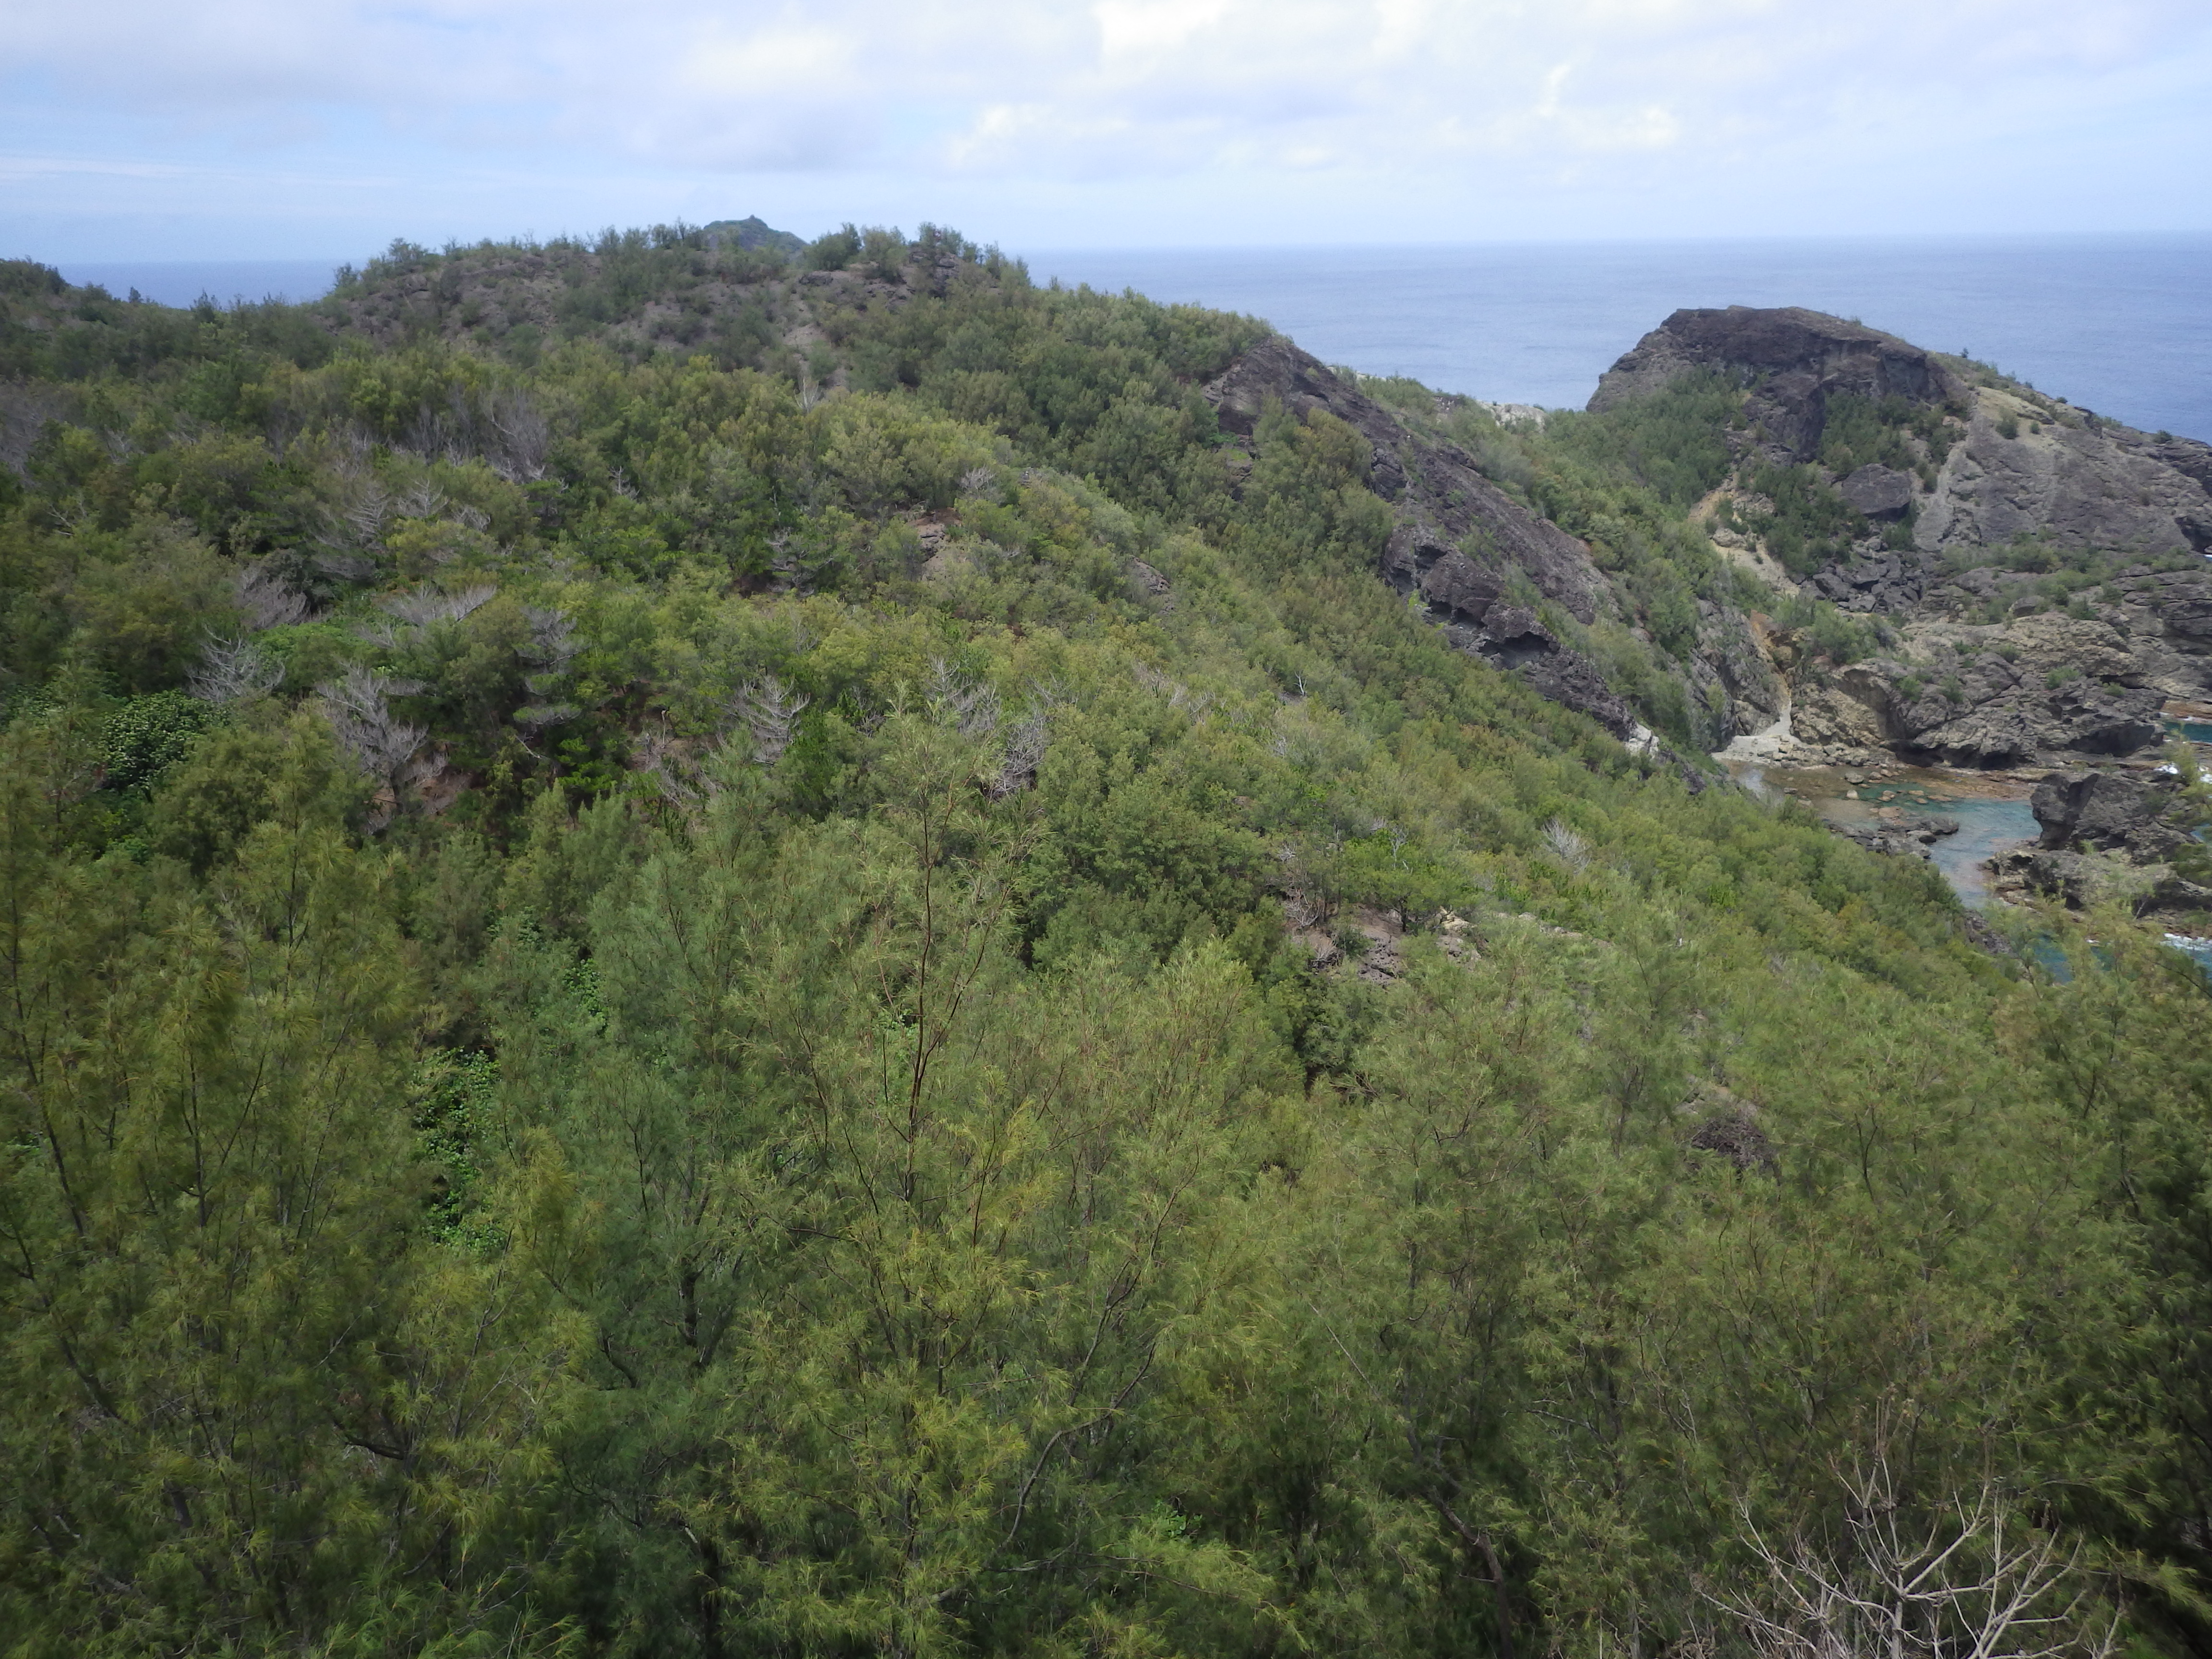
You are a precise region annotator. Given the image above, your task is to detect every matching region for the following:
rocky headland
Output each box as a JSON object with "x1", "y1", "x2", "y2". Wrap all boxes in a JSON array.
[
  {"x1": 277, "y1": 242, "x2": 2212, "y2": 867},
  {"x1": 1188, "y1": 301, "x2": 2212, "y2": 914},
  {"x1": 1181, "y1": 302, "x2": 2211, "y2": 789},
  {"x1": 1613, "y1": 305, "x2": 2212, "y2": 771}
]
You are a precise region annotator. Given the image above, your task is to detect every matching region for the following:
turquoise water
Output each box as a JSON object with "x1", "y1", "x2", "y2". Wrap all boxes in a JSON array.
[
  {"x1": 2165, "y1": 720, "x2": 2212, "y2": 744},
  {"x1": 1733, "y1": 764, "x2": 2041, "y2": 909},
  {"x1": 1922, "y1": 798, "x2": 2042, "y2": 907},
  {"x1": 2168, "y1": 935, "x2": 2212, "y2": 970},
  {"x1": 1800, "y1": 784, "x2": 2038, "y2": 908}
]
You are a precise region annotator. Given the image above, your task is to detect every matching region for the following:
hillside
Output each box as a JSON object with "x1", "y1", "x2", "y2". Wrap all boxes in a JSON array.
[
  {"x1": 3, "y1": 222, "x2": 2212, "y2": 1659},
  {"x1": 1580, "y1": 305, "x2": 2212, "y2": 767}
]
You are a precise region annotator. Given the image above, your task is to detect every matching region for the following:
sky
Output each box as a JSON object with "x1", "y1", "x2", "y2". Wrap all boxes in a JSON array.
[{"x1": 5, "y1": 0, "x2": 2212, "y2": 262}]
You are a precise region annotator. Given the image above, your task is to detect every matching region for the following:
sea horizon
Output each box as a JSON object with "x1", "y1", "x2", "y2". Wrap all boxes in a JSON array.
[{"x1": 50, "y1": 230, "x2": 2212, "y2": 442}]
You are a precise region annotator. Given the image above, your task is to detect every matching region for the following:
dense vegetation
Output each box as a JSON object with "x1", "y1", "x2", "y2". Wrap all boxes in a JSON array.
[{"x1": 5, "y1": 227, "x2": 2212, "y2": 1659}]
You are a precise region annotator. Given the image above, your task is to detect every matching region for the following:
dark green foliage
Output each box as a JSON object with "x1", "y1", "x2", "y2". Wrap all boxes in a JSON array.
[
  {"x1": 1818, "y1": 390, "x2": 1957, "y2": 478},
  {"x1": 1740, "y1": 460, "x2": 1865, "y2": 574},
  {"x1": 99, "y1": 688, "x2": 218, "y2": 792},
  {"x1": 1550, "y1": 366, "x2": 1741, "y2": 506},
  {"x1": 805, "y1": 221, "x2": 863, "y2": 271},
  {"x1": 0, "y1": 226, "x2": 2201, "y2": 1659}
]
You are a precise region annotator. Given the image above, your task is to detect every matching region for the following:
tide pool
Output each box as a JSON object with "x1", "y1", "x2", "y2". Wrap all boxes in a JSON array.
[{"x1": 1735, "y1": 765, "x2": 2040, "y2": 908}]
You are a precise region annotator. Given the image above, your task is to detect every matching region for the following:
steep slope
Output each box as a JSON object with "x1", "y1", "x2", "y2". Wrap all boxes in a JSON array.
[
  {"x1": 289, "y1": 228, "x2": 1778, "y2": 760},
  {"x1": 14, "y1": 229, "x2": 2212, "y2": 1659},
  {"x1": 1586, "y1": 304, "x2": 2212, "y2": 767}
]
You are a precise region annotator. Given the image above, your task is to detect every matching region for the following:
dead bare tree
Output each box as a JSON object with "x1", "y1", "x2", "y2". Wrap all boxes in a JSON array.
[
  {"x1": 235, "y1": 559, "x2": 311, "y2": 630},
  {"x1": 380, "y1": 583, "x2": 496, "y2": 627},
  {"x1": 731, "y1": 675, "x2": 810, "y2": 765},
  {"x1": 187, "y1": 634, "x2": 285, "y2": 705},
  {"x1": 319, "y1": 666, "x2": 441, "y2": 824},
  {"x1": 986, "y1": 705, "x2": 1049, "y2": 801},
  {"x1": 1543, "y1": 817, "x2": 1591, "y2": 875},
  {"x1": 342, "y1": 478, "x2": 393, "y2": 548},
  {"x1": 927, "y1": 658, "x2": 999, "y2": 738},
  {"x1": 521, "y1": 606, "x2": 580, "y2": 681},
  {"x1": 1718, "y1": 1451, "x2": 2118, "y2": 1659},
  {"x1": 487, "y1": 388, "x2": 550, "y2": 482}
]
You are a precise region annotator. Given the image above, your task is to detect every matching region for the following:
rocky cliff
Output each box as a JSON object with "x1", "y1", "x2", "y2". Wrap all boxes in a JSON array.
[
  {"x1": 1200, "y1": 337, "x2": 1659, "y2": 746},
  {"x1": 1590, "y1": 305, "x2": 1961, "y2": 453},
  {"x1": 1591, "y1": 305, "x2": 2212, "y2": 769},
  {"x1": 1981, "y1": 766, "x2": 2212, "y2": 916}
]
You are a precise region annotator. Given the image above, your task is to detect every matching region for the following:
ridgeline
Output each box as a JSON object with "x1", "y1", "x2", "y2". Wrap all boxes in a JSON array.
[{"x1": 3, "y1": 220, "x2": 2212, "y2": 1659}]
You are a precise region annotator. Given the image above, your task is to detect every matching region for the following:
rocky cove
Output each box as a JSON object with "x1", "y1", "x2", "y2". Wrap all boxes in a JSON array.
[
  {"x1": 1192, "y1": 300, "x2": 2212, "y2": 929},
  {"x1": 1726, "y1": 759, "x2": 2043, "y2": 908},
  {"x1": 1719, "y1": 739, "x2": 2212, "y2": 937}
]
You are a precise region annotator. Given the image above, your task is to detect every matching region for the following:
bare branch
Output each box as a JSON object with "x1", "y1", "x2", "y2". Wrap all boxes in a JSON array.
[
  {"x1": 988, "y1": 704, "x2": 1050, "y2": 801},
  {"x1": 1717, "y1": 1447, "x2": 2117, "y2": 1659},
  {"x1": 927, "y1": 658, "x2": 998, "y2": 738},
  {"x1": 187, "y1": 634, "x2": 284, "y2": 705},
  {"x1": 1543, "y1": 817, "x2": 1590, "y2": 874},
  {"x1": 319, "y1": 666, "x2": 441, "y2": 824},
  {"x1": 731, "y1": 675, "x2": 810, "y2": 765},
  {"x1": 380, "y1": 583, "x2": 496, "y2": 627},
  {"x1": 235, "y1": 560, "x2": 310, "y2": 630}
]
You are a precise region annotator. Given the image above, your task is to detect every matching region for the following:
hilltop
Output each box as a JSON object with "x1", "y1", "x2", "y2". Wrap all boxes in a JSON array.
[{"x1": 4, "y1": 222, "x2": 2212, "y2": 1659}]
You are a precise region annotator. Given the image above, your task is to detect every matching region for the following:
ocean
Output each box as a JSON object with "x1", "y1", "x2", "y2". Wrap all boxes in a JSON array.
[
  {"x1": 56, "y1": 259, "x2": 346, "y2": 311},
  {"x1": 55, "y1": 237, "x2": 2212, "y2": 441},
  {"x1": 1029, "y1": 238, "x2": 2212, "y2": 442}
]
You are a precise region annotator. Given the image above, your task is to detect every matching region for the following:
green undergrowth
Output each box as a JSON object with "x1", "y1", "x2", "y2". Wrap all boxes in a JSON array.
[{"x1": 2, "y1": 233, "x2": 2210, "y2": 1659}]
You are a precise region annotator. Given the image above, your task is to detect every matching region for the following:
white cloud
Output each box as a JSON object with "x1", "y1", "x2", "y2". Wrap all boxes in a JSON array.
[{"x1": 2, "y1": 0, "x2": 2209, "y2": 245}]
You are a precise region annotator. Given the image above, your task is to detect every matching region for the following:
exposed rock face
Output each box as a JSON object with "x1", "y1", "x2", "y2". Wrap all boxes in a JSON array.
[
  {"x1": 1801, "y1": 550, "x2": 1928, "y2": 613},
  {"x1": 2033, "y1": 769, "x2": 2191, "y2": 857},
  {"x1": 1589, "y1": 306, "x2": 1962, "y2": 454},
  {"x1": 1453, "y1": 604, "x2": 1640, "y2": 740},
  {"x1": 1780, "y1": 626, "x2": 2166, "y2": 768},
  {"x1": 1590, "y1": 304, "x2": 2212, "y2": 768},
  {"x1": 1204, "y1": 337, "x2": 1611, "y2": 625},
  {"x1": 1831, "y1": 815, "x2": 1960, "y2": 860},
  {"x1": 1986, "y1": 768, "x2": 2212, "y2": 917},
  {"x1": 1597, "y1": 308, "x2": 2212, "y2": 573},
  {"x1": 1199, "y1": 337, "x2": 1784, "y2": 754},
  {"x1": 1205, "y1": 305, "x2": 2211, "y2": 774},
  {"x1": 1995, "y1": 847, "x2": 2152, "y2": 910},
  {"x1": 1917, "y1": 393, "x2": 2212, "y2": 559},
  {"x1": 1839, "y1": 464, "x2": 1913, "y2": 518}
]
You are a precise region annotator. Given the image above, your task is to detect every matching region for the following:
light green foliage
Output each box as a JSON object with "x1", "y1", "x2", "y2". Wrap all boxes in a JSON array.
[{"x1": 0, "y1": 234, "x2": 2200, "y2": 1659}]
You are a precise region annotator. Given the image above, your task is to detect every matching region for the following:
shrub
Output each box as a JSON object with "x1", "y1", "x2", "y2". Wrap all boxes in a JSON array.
[
  {"x1": 102, "y1": 689, "x2": 220, "y2": 793},
  {"x1": 806, "y1": 223, "x2": 862, "y2": 271}
]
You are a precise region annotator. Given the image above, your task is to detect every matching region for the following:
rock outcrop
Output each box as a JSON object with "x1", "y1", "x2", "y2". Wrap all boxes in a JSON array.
[
  {"x1": 1204, "y1": 337, "x2": 1611, "y2": 625},
  {"x1": 2032, "y1": 769, "x2": 2192, "y2": 857},
  {"x1": 1830, "y1": 814, "x2": 1960, "y2": 860},
  {"x1": 1592, "y1": 304, "x2": 2212, "y2": 769},
  {"x1": 1201, "y1": 338, "x2": 1678, "y2": 744},
  {"x1": 1916, "y1": 397, "x2": 2212, "y2": 560},
  {"x1": 1982, "y1": 767, "x2": 2212, "y2": 917},
  {"x1": 1589, "y1": 306, "x2": 1963, "y2": 455}
]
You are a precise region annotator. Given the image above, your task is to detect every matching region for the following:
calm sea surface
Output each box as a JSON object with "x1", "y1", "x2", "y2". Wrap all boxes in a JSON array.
[
  {"x1": 57, "y1": 259, "x2": 345, "y2": 310},
  {"x1": 57, "y1": 238, "x2": 2212, "y2": 441},
  {"x1": 1031, "y1": 238, "x2": 2212, "y2": 442}
]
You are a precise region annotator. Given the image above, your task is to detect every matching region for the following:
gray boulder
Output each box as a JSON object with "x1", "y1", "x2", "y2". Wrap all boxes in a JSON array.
[
  {"x1": 2032, "y1": 769, "x2": 2188, "y2": 856},
  {"x1": 1839, "y1": 464, "x2": 1914, "y2": 518}
]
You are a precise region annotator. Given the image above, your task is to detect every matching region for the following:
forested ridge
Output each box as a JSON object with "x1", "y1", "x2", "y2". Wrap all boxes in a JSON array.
[{"x1": 4, "y1": 224, "x2": 2212, "y2": 1659}]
